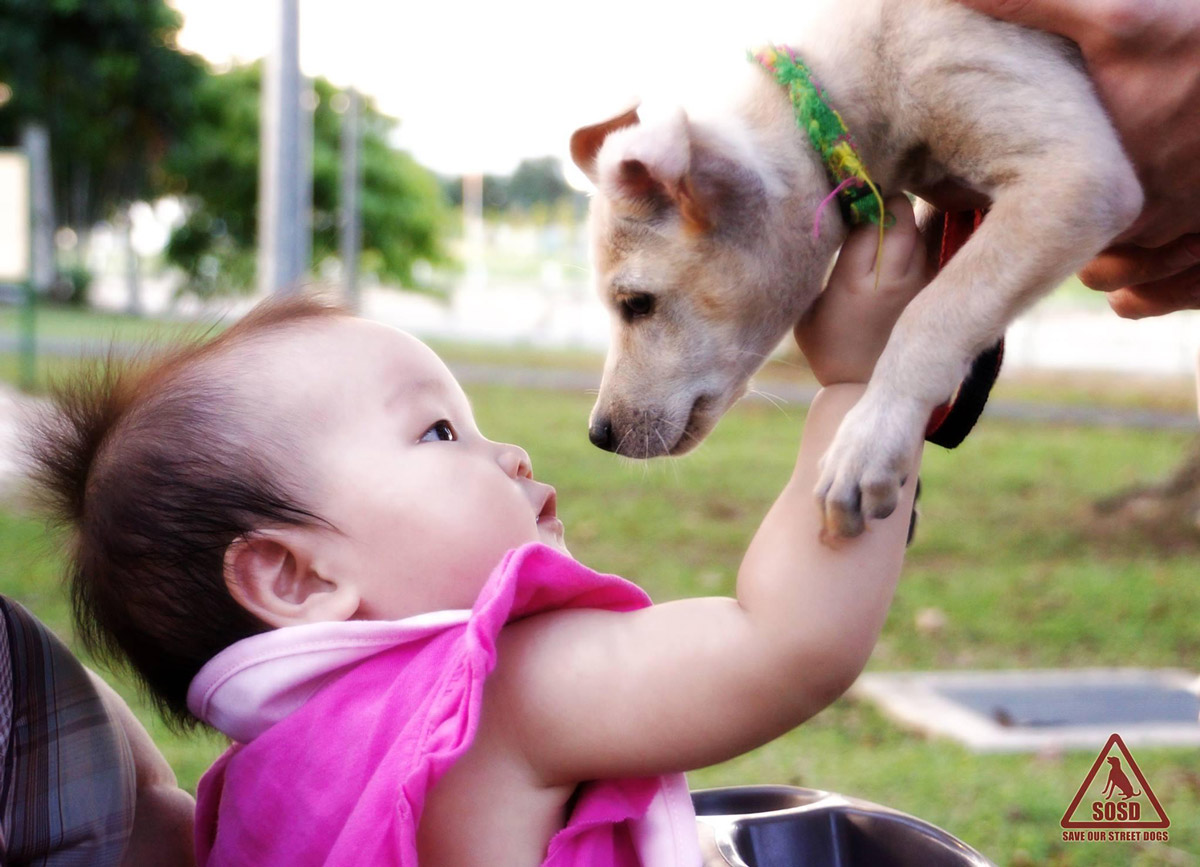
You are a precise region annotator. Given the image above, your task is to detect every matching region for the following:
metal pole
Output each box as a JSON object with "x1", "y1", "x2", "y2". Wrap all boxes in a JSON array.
[
  {"x1": 339, "y1": 88, "x2": 361, "y2": 311},
  {"x1": 19, "y1": 124, "x2": 51, "y2": 391},
  {"x1": 19, "y1": 282, "x2": 34, "y2": 391},
  {"x1": 297, "y1": 78, "x2": 314, "y2": 286},
  {"x1": 122, "y1": 207, "x2": 142, "y2": 315},
  {"x1": 258, "y1": 0, "x2": 303, "y2": 295},
  {"x1": 21, "y1": 123, "x2": 53, "y2": 293},
  {"x1": 463, "y1": 173, "x2": 485, "y2": 288}
]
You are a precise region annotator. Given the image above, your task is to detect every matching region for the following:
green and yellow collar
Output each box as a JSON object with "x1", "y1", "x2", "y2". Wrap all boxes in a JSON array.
[{"x1": 752, "y1": 45, "x2": 887, "y2": 234}]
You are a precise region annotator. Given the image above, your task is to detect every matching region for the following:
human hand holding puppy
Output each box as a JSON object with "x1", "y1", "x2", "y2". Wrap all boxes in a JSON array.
[
  {"x1": 955, "y1": 0, "x2": 1200, "y2": 318},
  {"x1": 796, "y1": 197, "x2": 933, "y2": 387},
  {"x1": 795, "y1": 197, "x2": 934, "y2": 538}
]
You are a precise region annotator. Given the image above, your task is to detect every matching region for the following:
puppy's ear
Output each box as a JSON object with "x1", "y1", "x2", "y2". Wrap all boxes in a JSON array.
[
  {"x1": 594, "y1": 110, "x2": 712, "y2": 231},
  {"x1": 570, "y1": 105, "x2": 641, "y2": 182},
  {"x1": 224, "y1": 530, "x2": 359, "y2": 628}
]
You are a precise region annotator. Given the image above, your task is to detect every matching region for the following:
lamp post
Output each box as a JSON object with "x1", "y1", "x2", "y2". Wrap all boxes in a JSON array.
[
  {"x1": 339, "y1": 88, "x2": 361, "y2": 311},
  {"x1": 258, "y1": 0, "x2": 306, "y2": 295}
]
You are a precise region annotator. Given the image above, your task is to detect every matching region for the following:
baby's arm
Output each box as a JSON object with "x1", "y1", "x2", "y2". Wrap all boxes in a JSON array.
[{"x1": 489, "y1": 199, "x2": 930, "y2": 784}]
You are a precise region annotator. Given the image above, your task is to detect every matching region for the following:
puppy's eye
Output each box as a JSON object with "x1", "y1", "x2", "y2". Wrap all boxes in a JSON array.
[
  {"x1": 619, "y1": 293, "x2": 655, "y2": 321},
  {"x1": 419, "y1": 420, "x2": 457, "y2": 442}
]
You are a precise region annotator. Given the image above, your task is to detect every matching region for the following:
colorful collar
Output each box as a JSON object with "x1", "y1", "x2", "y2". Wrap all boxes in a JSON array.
[{"x1": 752, "y1": 45, "x2": 886, "y2": 235}]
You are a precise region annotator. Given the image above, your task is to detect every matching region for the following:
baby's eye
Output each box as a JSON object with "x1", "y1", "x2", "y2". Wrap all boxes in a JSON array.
[{"x1": 419, "y1": 420, "x2": 457, "y2": 443}]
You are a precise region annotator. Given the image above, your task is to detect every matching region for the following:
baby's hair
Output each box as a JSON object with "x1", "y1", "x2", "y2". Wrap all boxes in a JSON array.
[{"x1": 28, "y1": 295, "x2": 348, "y2": 728}]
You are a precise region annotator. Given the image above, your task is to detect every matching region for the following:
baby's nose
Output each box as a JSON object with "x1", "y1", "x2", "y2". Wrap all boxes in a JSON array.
[{"x1": 496, "y1": 443, "x2": 532, "y2": 479}]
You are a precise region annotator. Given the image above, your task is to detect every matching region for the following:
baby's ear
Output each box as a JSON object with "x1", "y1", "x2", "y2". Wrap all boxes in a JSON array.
[{"x1": 224, "y1": 530, "x2": 359, "y2": 628}]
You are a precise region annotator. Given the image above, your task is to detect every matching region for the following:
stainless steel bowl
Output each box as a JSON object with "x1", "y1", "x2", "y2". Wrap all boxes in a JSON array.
[{"x1": 694, "y1": 785, "x2": 995, "y2": 867}]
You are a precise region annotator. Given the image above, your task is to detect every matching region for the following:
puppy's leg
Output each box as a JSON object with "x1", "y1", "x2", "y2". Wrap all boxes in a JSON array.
[{"x1": 816, "y1": 157, "x2": 1142, "y2": 538}]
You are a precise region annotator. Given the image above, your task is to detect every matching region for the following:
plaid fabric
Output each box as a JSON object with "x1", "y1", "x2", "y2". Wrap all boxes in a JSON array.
[
  {"x1": 0, "y1": 597, "x2": 134, "y2": 866},
  {"x1": 0, "y1": 609, "x2": 11, "y2": 856}
]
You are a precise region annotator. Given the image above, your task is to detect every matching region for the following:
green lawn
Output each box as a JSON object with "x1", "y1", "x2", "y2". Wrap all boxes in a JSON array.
[
  {"x1": 3, "y1": 301, "x2": 1198, "y2": 415},
  {"x1": 4, "y1": 369, "x2": 1199, "y2": 865},
  {"x1": 0, "y1": 303, "x2": 613, "y2": 389},
  {"x1": 0, "y1": 303, "x2": 220, "y2": 343}
]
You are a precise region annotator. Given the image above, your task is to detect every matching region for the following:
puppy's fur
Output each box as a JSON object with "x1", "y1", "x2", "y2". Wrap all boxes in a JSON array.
[{"x1": 571, "y1": 0, "x2": 1142, "y2": 537}]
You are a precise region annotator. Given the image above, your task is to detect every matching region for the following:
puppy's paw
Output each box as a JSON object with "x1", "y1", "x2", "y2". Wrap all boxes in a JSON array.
[{"x1": 815, "y1": 400, "x2": 920, "y2": 540}]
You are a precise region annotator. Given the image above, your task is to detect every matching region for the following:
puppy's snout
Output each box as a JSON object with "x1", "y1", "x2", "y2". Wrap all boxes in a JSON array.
[{"x1": 588, "y1": 417, "x2": 615, "y2": 452}]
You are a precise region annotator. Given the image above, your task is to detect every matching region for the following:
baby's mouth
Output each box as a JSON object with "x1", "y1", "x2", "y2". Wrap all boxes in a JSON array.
[
  {"x1": 537, "y1": 489, "x2": 558, "y2": 523},
  {"x1": 536, "y1": 488, "x2": 564, "y2": 538}
]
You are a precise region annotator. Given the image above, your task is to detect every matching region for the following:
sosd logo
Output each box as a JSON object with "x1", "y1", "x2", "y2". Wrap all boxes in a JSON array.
[{"x1": 1061, "y1": 733, "x2": 1169, "y2": 843}]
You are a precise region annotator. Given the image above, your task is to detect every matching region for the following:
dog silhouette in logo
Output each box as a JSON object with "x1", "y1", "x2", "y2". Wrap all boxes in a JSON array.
[{"x1": 1102, "y1": 757, "x2": 1142, "y2": 801}]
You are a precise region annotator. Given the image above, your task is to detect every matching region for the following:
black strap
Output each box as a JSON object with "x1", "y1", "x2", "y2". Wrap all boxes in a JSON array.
[{"x1": 926, "y1": 339, "x2": 1005, "y2": 449}]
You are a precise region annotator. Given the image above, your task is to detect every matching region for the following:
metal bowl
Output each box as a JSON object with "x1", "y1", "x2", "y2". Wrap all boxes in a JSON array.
[{"x1": 693, "y1": 785, "x2": 995, "y2": 867}]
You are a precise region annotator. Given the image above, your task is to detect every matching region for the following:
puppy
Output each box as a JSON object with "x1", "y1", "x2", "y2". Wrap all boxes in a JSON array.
[{"x1": 570, "y1": 0, "x2": 1142, "y2": 538}]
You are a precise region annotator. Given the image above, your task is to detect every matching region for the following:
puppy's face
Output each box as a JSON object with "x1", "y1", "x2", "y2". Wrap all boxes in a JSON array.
[{"x1": 573, "y1": 108, "x2": 831, "y2": 457}]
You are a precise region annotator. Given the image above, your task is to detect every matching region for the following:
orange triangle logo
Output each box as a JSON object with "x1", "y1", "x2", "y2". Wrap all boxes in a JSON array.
[{"x1": 1061, "y1": 733, "x2": 1169, "y2": 828}]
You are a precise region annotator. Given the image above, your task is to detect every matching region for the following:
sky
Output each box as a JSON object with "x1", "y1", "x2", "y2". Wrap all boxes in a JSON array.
[{"x1": 169, "y1": 0, "x2": 805, "y2": 179}]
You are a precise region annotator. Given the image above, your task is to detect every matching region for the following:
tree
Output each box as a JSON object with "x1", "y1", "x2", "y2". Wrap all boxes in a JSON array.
[
  {"x1": 163, "y1": 62, "x2": 449, "y2": 296},
  {"x1": 0, "y1": 0, "x2": 202, "y2": 231},
  {"x1": 442, "y1": 157, "x2": 585, "y2": 216},
  {"x1": 507, "y1": 157, "x2": 576, "y2": 210}
]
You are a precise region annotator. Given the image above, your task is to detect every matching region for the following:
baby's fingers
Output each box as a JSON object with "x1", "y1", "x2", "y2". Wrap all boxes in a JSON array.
[
  {"x1": 833, "y1": 197, "x2": 922, "y2": 285},
  {"x1": 878, "y1": 197, "x2": 927, "y2": 283}
]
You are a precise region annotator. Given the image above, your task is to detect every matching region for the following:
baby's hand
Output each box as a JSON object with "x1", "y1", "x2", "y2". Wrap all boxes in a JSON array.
[{"x1": 795, "y1": 196, "x2": 932, "y2": 386}]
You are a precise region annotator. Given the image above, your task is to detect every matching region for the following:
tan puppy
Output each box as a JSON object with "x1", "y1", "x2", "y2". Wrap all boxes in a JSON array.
[{"x1": 571, "y1": 0, "x2": 1141, "y2": 538}]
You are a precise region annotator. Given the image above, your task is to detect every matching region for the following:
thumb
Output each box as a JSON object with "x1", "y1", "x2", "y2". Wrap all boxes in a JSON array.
[
  {"x1": 830, "y1": 216, "x2": 886, "y2": 280},
  {"x1": 952, "y1": 0, "x2": 1095, "y2": 45},
  {"x1": 832, "y1": 197, "x2": 918, "y2": 281}
]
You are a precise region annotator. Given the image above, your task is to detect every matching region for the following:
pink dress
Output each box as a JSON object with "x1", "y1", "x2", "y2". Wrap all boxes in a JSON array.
[{"x1": 188, "y1": 543, "x2": 700, "y2": 866}]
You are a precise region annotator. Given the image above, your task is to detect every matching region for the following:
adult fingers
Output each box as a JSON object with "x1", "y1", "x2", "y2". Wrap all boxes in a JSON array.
[
  {"x1": 951, "y1": 0, "x2": 1095, "y2": 43},
  {"x1": 1104, "y1": 264, "x2": 1200, "y2": 319},
  {"x1": 951, "y1": 0, "x2": 1154, "y2": 55},
  {"x1": 1079, "y1": 236, "x2": 1200, "y2": 292},
  {"x1": 1119, "y1": 205, "x2": 1200, "y2": 250}
]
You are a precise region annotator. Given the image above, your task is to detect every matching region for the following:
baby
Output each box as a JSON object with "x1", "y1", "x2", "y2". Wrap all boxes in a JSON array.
[{"x1": 31, "y1": 197, "x2": 930, "y2": 867}]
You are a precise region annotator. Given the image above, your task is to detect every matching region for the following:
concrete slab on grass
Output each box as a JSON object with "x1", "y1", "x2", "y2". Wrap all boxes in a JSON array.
[{"x1": 852, "y1": 668, "x2": 1200, "y2": 752}]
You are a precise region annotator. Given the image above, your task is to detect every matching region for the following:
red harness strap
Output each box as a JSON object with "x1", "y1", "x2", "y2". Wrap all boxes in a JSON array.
[{"x1": 923, "y1": 209, "x2": 1005, "y2": 447}]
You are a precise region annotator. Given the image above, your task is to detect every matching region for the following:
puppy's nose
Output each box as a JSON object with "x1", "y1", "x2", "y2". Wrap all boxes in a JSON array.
[{"x1": 588, "y1": 417, "x2": 615, "y2": 452}]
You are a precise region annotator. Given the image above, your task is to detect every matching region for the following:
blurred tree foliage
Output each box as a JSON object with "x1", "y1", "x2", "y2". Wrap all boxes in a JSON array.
[
  {"x1": 0, "y1": 0, "x2": 202, "y2": 230},
  {"x1": 443, "y1": 156, "x2": 585, "y2": 216},
  {"x1": 162, "y1": 62, "x2": 449, "y2": 297}
]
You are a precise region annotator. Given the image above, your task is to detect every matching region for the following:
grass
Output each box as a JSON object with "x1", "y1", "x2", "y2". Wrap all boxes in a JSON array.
[
  {"x1": 4, "y1": 302, "x2": 1199, "y2": 418},
  {"x1": 0, "y1": 303, "x2": 218, "y2": 343},
  {"x1": 0, "y1": 303, "x2": 610, "y2": 391},
  {"x1": 988, "y1": 370, "x2": 1198, "y2": 416},
  {"x1": 4, "y1": 371, "x2": 1200, "y2": 865}
]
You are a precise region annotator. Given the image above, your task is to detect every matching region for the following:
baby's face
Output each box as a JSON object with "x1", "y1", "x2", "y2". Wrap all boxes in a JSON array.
[{"x1": 252, "y1": 318, "x2": 564, "y2": 620}]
